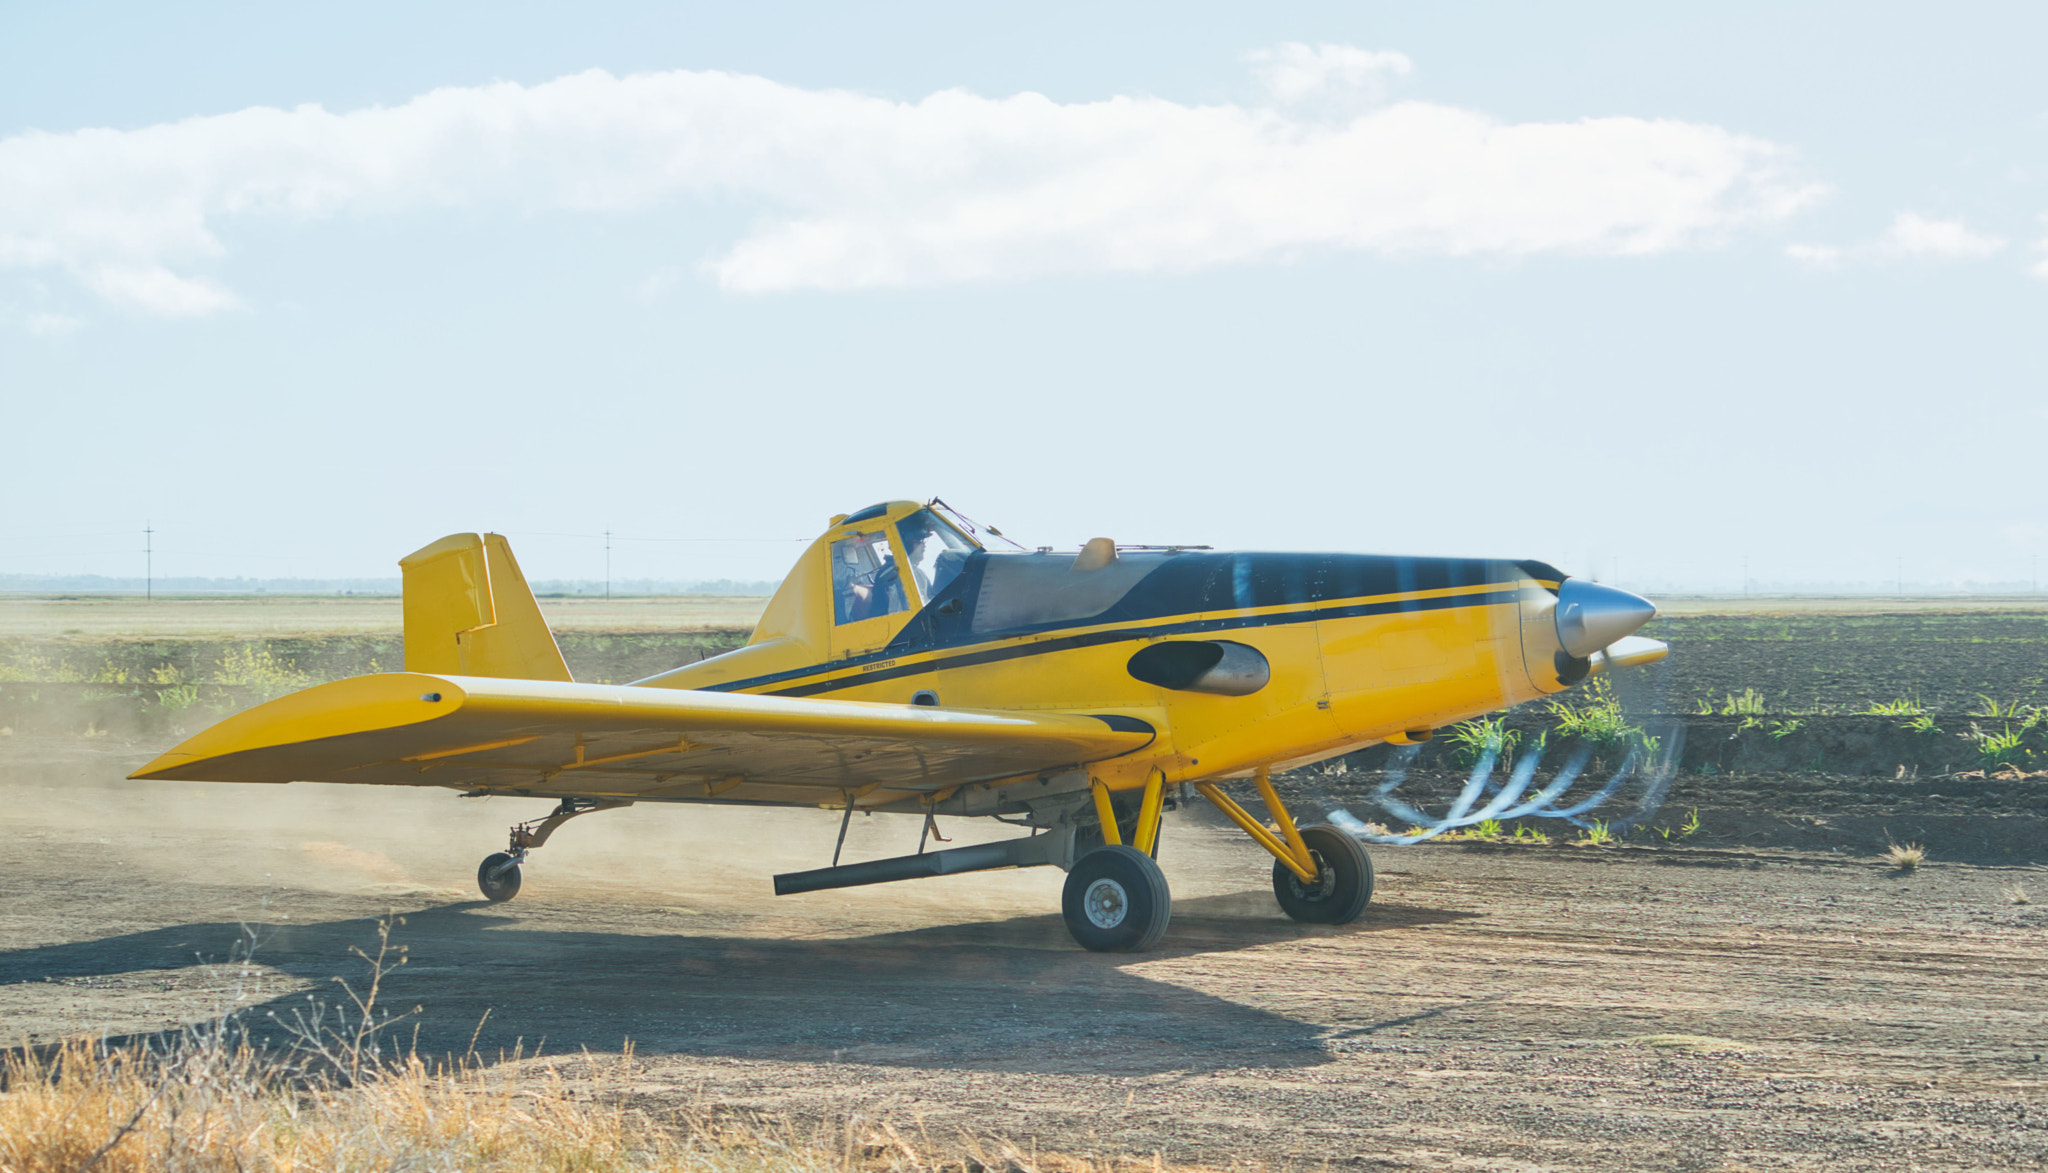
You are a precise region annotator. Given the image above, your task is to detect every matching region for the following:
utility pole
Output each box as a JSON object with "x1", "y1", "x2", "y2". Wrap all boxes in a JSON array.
[
  {"x1": 144, "y1": 523, "x2": 153, "y2": 602},
  {"x1": 604, "y1": 529, "x2": 612, "y2": 602}
]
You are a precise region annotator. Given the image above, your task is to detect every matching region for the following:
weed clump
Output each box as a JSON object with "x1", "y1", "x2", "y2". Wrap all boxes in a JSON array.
[
  {"x1": 1654, "y1": 808, "x2": 1702, "y2": 843},
  {"x1": 1885, "y1": 842, "x2": 1926, "y2": 871},
  {"x1": 1442, "y1": 716, "x2": 1520, "y2": 769},
  {"x1": 1973, "y1": 723, "x2": 2033, "y2": 770}
]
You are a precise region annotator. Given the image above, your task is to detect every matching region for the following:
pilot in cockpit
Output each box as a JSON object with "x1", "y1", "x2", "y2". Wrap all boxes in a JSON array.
[
  {"x1": 830, "y1": 507, "x2": 979, "y2": 626},
  {"x1": 832, "y1": 530, "x2": 906, "y2": 625}
]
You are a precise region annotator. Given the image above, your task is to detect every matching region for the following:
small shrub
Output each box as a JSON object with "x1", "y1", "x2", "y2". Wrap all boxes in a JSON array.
[
  {"x1": 0, "y1": 652, "x2": 80, "y2": 683},
  {"x1": 1444, "y1": 716, "x2": 1520, "y2": 768},
  {"x1": 212, "y1": 644, "x2": 311, "y2": 696},
  {"x1": 2004, "y1": 882, "x2": 2031, "y2": 905},
  {"x1": 1975, "y1": 724, "x2": 2029, "y2": 770},
  {"x1": 1719, "y1": 688, "x2": 1768, "y2": 716},
  {"x1": 1548, "y1": 678, "x2": 1637, "y2": 751},
  {"x1": 1974, "y1": 694, "x2": 2027, "y2": 719},
  {"x1": 1656, "y1": 807, "x2": 1703, "y2": 842},
  {"x1": 1885, "y1": 842, "x2": 1926, "y2": 870}
]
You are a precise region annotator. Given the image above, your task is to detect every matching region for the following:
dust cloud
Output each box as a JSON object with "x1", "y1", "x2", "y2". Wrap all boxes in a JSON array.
[{"x1": 0, "y1": 727, "x2": 1068, "y2": 936}]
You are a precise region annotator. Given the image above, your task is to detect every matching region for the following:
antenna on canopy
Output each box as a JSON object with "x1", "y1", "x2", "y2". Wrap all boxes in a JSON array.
[{"x1": 928, "y1": 498, "x2": 1027, "y2": 552}]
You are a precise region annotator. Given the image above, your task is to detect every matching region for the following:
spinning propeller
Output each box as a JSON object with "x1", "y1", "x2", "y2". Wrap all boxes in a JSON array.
[{"x1": 1323, "y1": 570, "x2": 1684, "y2": 843}]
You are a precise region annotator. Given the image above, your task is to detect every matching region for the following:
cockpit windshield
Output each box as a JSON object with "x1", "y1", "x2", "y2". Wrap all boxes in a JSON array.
[{"x1": 895, "y1": 508, "x2": 978, "y2": 603}]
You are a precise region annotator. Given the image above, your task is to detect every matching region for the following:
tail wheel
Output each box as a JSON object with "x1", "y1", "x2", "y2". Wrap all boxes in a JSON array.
[
  {"x1": 477, "y1": 852, "x2": 523, "y2": 902},
  {"x1": 1062, "y1": 845, "x2": 1172, "y2": 952},
  {"x1": 1272, "y1": 824, "x2": 1373, "y2": 924}
]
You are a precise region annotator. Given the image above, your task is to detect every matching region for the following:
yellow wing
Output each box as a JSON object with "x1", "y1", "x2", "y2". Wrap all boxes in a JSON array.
[{"x1": 128, "y1": 673, "x2": 1153, "y2": 808}]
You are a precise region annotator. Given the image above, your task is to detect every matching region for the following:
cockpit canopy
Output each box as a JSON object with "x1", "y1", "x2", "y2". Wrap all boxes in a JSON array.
[{"x1": 827, "y1": 505, "x2": 981, "y2": 628}]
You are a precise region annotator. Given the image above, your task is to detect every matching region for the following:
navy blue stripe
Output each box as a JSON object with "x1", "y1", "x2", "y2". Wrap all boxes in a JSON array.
[{"x1": 709, "y1": 586, "x2": 1521, "y2": 700}]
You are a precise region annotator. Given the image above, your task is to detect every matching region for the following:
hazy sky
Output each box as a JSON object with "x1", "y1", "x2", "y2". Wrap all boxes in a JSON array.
[{"x1": 4, "y1": 2, "x2": 2045, "y2": 593}]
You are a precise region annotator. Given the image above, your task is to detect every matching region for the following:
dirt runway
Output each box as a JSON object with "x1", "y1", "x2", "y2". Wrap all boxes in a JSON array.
[{"x1": 2, "y1": 738, "x2": 2044, "y2": 1171}]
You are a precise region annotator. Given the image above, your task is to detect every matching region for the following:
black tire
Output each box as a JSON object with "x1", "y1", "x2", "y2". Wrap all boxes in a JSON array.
[
  {"x1": 1272, "y1": 824, "x2": 1373, "y2": 924},
  {"x1": 1062, "y1": 845, "x2": 1172, "y2": 952},
  {"x1": 477, "y1": 852, "x2": 523, "y2": 902}
]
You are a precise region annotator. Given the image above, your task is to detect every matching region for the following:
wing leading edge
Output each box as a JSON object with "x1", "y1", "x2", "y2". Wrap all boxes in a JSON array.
[{"x1": 129, "y1": 673, "x2": 1154, "y2": 807}]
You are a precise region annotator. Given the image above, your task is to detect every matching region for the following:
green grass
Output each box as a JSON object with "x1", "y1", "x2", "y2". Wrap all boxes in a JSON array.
[
  {"x1": 1975, "y1": 724, "x2": 2030, "y2": 769},
  {"x1": 1656, "y1": 808, "x2": 1702, "y2": 842},
  {"x1": 1718, "y1": 687, "x2": 1769, "y2": 715},
  {"x1": 1548, "y1": 678, "x2": 1637, "y2": 748},
  {"x1": 1442, "y1": 716, "x2": 1520, "y2": 768},
  {"x1": 1974, "y1": 694, "x2": 2029, "y2": 718}
]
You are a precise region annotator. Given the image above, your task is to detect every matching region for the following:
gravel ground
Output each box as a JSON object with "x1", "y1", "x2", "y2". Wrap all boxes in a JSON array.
[{"x1": 2, "y1": 738, "x2": 2043, "y2": 1170}]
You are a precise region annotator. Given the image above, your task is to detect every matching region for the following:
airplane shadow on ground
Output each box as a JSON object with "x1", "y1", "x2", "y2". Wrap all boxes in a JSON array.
[{"x1": 0, "y1": 893, "x2": 1478, "y2": 1077}]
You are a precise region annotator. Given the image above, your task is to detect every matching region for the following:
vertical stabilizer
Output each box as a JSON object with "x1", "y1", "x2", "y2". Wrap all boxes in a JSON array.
[{"x1": 400, "y1": 533, "x2": 573, "y2": 681}]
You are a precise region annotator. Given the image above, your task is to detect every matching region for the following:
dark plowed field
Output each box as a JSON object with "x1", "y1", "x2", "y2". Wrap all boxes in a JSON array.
[{"x1": 1646, "y1": 611, "x2": 2048, "y2": 713}]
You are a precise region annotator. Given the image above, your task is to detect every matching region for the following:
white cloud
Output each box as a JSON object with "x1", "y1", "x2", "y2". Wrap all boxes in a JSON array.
[
  {"x1": 1872, "y1": 212, "x2": 2004, "y2": 259},
  {"x1": 82, "y1": 266, "x2": 239, "y2": 316},
  {"x1": 0, "y1": 55, "x2": 1822, "y2": 314},
  {"x1": 1787, "y1": 211, "x2": 2005, "y2": 268},
  {"x1": 1248, "y1": 43, "x2": 1412, "y2": 104},
  {"x1": 24, "y1": 312, "x2": 82, "y2": 336}
]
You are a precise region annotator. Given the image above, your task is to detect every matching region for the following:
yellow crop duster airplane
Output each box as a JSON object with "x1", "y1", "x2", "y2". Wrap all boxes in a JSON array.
[{"x1": 132, "y1": 501, "x2": 1665, "y2": 952}]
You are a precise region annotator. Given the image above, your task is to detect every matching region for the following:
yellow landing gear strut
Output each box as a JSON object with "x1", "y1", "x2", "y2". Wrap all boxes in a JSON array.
[
  {"x1": 1196, "y1": 767, "x2": 1375, "y2": 925},
  {"x1": 1088, "y1": 769, "x2": 1167, "y2": 854}
]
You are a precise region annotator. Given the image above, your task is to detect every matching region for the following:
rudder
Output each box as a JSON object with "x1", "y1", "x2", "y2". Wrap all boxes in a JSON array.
[{"x1": 399, "y1": 533, "x2": 573, "y2": 681}]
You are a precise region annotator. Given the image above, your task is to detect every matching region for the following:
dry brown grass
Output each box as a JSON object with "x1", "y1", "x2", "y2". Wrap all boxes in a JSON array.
[
  {"x1": 0, "y1": 917, "x2": 1214, "y2": 1173},
  {"x1": 0, "y1": 1040, "x2": 1205, "y2": 1173},
  {"x1": 1885, "y1": 842, "x2": 1927, "y2": 870},
  {"x1": 2005, "y1": 881, "x2": 2032, "y2": 905}
]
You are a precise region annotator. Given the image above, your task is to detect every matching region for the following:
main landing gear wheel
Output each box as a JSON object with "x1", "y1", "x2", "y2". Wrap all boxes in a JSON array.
[
  {"x1": 477, "y1": 851, "x2": 523, "y2": 902},
  {"x1": 1273, "y1": 824, "x2": 1373, "y2": 925},
  {"x1": 1062, "y1": 845, "x2": 1171, "y2": 952}
]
